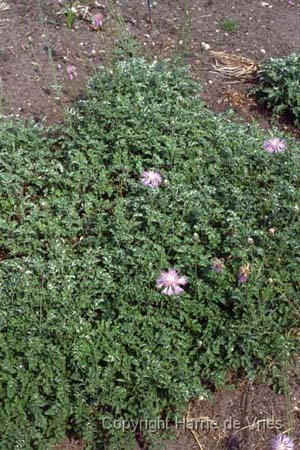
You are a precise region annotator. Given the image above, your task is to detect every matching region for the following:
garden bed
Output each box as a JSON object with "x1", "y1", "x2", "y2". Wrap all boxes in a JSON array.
[{"x1": 1, "y1": 2, "x2": 300, "y2": 450}]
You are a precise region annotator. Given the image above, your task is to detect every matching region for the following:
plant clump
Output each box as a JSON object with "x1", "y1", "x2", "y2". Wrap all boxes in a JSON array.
[
  {"x1": 253, "y1": 52, "x2": 300, "y2": 125},
  {"x1": 0, "y1": 59, "x2": 299, "y2": 450}
]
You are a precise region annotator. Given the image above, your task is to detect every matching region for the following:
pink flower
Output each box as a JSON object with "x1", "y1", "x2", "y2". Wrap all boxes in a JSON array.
[
  {"x1": 212, "y1": 258, "x2": 225, "y2": 273},
  {"x1": 270, "y1": 434, "x2": 294, "y2": 450},
  {"x1": 67, "y1": 65, "x2": 77, "y2": 80},
  {"x1": 140, "y1": 170, "x2": 162, "y2": 188},
  {"x1": 238, "y1": 273, "x2": 248, "y2": 284},
  {"x1": 94, "y1": 13, "x2": 103, "y2": 27},
  {"x1": 263, "y1": 138, "x2": 286, "y2": 154},
  {"x1": 156, "y1": 269, "x2": 188, "y2": 296},
  {"x1": 238, "y1": 264, "x2": 250, "y2": 284}
]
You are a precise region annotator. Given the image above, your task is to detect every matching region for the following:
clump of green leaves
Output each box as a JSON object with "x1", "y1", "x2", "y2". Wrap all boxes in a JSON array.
[
  {"x1": 0, "y1": 59, "x2": 299, "y2": 450},
  {"x1": 58, "y1": 1, "x2": 80, "y2": 29},
  {"x1": 65, "y1": 7, "x2": 76, "y2": 29},
  {"x1": 253, "y1": 52, "x2": 300, "y2": 125},
  {"x1": 220, "y1": 17, "x2": 239, "y2": 33}
]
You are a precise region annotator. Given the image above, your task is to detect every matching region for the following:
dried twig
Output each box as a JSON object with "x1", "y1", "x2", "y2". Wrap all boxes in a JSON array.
[
  {"x1": 186, "y1": 406, "x2": 205, "y2": 450},
  {"x1": 189, "y1": 429, "x2": 205, "y2": 450}
]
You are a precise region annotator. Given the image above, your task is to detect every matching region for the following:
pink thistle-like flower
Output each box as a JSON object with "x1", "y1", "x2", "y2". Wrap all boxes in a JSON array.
[
  {"x1": 238, "y1": 264, "x2": 250, "y2": 284},
  {"x1": 156, "y1": 269, "x2": 188, "y2": 296},
  {"x1": 94, "y1": 13, "x2": 103, "y2": 27},
  {"x1": 140, "y1": 170, "x2": 162, "y2": 188},
  {"x1": 66, "y1": 65, "x2": 77, "y2": 80},
  {"x1": 263, "y1": 138, "x2": 287, "y2": 154},
  {"x1": 270, "y1": 434, "x2": 294, "y2": 450},
  {"x1": 212, "y1": 258, "x2": 225, "y2": 273}
]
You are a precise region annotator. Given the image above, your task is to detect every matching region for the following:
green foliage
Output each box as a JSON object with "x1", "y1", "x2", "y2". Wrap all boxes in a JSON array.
[
  {"x1": 65, "y1": 8, "x2": 76, "y2": 29},
  {"x1": 254, "y1": 52, "x2": 300, "y2": 125},
  {"x1": 0, "y1": 59, "x2": 300, "y2": 450},
  {"x1": 220, "y1": 18, "x2": 239, "y2": 33}
]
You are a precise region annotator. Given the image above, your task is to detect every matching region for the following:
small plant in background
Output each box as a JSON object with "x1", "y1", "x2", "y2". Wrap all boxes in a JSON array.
[
  {"x1": 175, "y1": 7, "x2": 193, "y2": 59},
  {"x1": 37, "y1": 0, "x2": 63, "y2": 99},
  {"x1": 59, "y1": 1, "x2": 97, "y2": 30},
  {"x1": 220, "y1": 17, "x2": 239, "y2": 33},
  {"x1": 65, "y1": 6, "x2": 77, "y2": 29},
  {"x1": 106, "y1": 0, "x2": 140, "y2": 58},
  {"x1": 253, "y1": 53, "x2": 300, "y2": 125}
]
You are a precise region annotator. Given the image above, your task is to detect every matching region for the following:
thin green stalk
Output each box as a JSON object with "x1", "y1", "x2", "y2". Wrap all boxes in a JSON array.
[
  {"x1": 37, "y1": 0, "x2": 61, "y2": 98},
  {"x1": 106, "y1": 0, "x2": 140, "y2": 58},
  {"x1": 0, "y1": 77, "x2": 3, "y2": 115}
]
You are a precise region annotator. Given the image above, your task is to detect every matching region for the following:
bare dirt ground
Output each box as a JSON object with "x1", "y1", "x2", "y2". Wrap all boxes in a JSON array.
[
  {"x1": 1, "y1": 0, "x2": 300, "y2": 127},
  {"x1": 1, "y1": 1, "x2": 300, "y2": 449},
  {"x1": 165, "y1": 377, "x2": 300, "y2": 450}
]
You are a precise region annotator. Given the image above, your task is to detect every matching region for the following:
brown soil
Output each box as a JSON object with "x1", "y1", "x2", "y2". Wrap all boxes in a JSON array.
[
  {"x1": 2, "y1": 0, "x2": 300, "y2": 128},
  {"x1": 165, "y1": 378, "x2": 300, "y2": 450},
  {"x1": 0, "y1": 0, "x2": 113, "y2": 123},
  {"x1": 52, "y1": 439, "x2": 86, "y2": 450},
  {"x1": 2, "y1": 1, "x2": 300, "y2": 449}
]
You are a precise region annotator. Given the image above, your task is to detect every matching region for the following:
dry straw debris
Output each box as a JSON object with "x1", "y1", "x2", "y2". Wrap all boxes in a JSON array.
[{"x1": 210, "y1": 51, "x2": 258, "y2": 82}]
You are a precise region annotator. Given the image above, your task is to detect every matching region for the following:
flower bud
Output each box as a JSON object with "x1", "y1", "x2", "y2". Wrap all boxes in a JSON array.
[{"x1": 192, "y1": 232, "x2": 200, "y2": 243}]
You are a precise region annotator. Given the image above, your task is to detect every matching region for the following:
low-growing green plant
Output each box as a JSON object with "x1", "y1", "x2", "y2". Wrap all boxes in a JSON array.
[
  {"x1": 253, "y1": 52, "x2": 300, "y2": 125},
  {"x1": 220, "y1": 17, "x2": 239, "y2": 33},
  {"x1": 0, "y1": 59, "x2": 300, "y2": 450}
]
